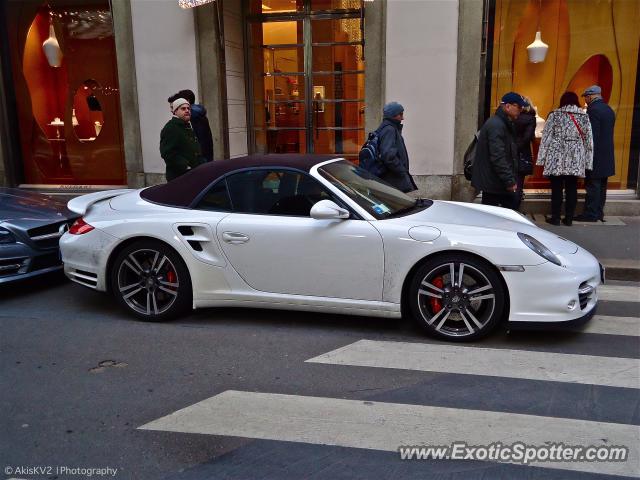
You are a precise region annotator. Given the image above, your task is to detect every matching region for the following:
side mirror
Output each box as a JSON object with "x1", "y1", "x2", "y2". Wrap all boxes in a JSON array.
[{"x1": 310, "y1": 199, "x2": 350, "y2": 220}]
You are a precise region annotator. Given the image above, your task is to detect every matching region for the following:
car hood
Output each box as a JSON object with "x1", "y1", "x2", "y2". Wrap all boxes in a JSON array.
[
  {"x1": 395, "y1": 200, "x2": 579, "y2": 254},
  {"x1": 0, "y1": 188, "x2": 75, "y2": 226}
]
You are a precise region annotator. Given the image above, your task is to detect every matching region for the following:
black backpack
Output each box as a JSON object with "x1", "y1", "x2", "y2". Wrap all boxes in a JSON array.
[
  {"x1": 358, "y1": 127, "x2": 387, "y2": 177},
  {"x1": 463, "y1": 131, "x2": 480, "y2": 181}
]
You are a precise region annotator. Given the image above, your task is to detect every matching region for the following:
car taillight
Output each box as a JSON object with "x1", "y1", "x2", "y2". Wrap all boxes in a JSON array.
[{"x1": 69, "y1": 218, "x2": 95, "y2": 235}]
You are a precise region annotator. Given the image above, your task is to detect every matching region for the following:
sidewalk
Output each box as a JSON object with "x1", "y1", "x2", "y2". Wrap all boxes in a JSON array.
[{"x1": 531, "y1": 215, "x2": 640, "y2": 281}]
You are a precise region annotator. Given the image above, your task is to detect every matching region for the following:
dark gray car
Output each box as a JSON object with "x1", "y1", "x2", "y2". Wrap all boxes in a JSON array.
[{"x1": 0, "y1": 188, "x2": 78, "y2": 284}]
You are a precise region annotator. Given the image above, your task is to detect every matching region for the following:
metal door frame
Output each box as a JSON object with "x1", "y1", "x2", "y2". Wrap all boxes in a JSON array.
[{"x1": 243, "y1": 0, "x2": 364, "y2": 154}]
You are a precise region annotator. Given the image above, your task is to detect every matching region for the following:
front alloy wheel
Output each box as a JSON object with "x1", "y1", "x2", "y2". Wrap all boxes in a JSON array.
[
  {"x1": 409, "y1": 254, "x2": 505, "y2": 341},
  {"x1": 111, "y1": 240, "x2": 191, "y2": 321}
]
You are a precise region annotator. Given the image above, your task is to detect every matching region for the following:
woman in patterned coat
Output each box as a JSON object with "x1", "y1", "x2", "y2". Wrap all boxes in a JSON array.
[{"x1": 536, "y1": 92, "x2": 593, "y2": 226}]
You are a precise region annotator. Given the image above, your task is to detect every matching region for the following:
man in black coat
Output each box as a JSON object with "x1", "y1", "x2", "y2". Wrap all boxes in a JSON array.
[
  {"x1": 513, "y1": 103, "x2": 536, "y2": 210},
  {"x1": 169, "y1": 89, "x2": 214, "y2": 162},
  {"x1": 575, "y1": 85, "x2": 615, "y2": 222},
  {"x1": 471, "y1": 92, "x2": 526, "y2": 210},
  {"x1": 376, "y1": 102, "x2": 417, "y2": 193}
]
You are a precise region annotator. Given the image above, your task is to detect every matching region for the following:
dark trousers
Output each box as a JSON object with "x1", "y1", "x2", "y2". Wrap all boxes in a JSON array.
[
  {"x1": 482, "y1": 191, "x2": 519, "y2": 210},
  {"x1": 584, "y1": 176, "x2": 608, "y2": 220},
  {"x1": 515, "y1": 175, "x2": 526, "y2": 211},
  {"x1": 549, "y1": 175, "x2": 578, "y2": 221}
]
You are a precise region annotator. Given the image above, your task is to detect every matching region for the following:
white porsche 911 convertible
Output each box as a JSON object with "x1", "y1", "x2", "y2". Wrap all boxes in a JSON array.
[{"x1": 60, "y1": 155, "x2": 602, "y2": 341}]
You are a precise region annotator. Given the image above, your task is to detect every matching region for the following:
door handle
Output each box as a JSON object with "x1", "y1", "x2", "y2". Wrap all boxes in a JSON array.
[{"x1": 222, "y1": 232, "x2": 250, "y2": 244}]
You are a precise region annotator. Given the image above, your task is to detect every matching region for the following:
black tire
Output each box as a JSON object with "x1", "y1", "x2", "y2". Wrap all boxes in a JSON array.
[
  {"x1": 110, "y1": 239, "x2": 192, "y2": 321},
  {"x1": 408, "y1": 253, "x2": 506, "y2": 341}
]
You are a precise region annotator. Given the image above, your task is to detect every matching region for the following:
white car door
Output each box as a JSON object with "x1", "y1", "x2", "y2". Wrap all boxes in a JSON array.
[{"x1": 215, "y1": 169, "x2": 384, "y2": 301}]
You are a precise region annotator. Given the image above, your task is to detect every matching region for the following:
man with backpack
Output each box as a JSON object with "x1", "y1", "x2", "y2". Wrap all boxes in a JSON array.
[
  {"x1": 471, "y1": 92, "x2": 526, "y2": 210},
  {"x1": 365, "y1": 102, "x2": 417, "y2": 193}
]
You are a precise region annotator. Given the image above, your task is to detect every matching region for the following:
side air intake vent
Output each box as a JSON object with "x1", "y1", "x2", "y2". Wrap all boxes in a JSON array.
[
  {"x1": 188, "y1": 240, "x2": 203, "y2": 252},
  {"x1": 173, "y1": 223, "x2": 226, "y2": 267},
  {"x1": 177, "y1": 226, "x2": 194, "y2": 236}
]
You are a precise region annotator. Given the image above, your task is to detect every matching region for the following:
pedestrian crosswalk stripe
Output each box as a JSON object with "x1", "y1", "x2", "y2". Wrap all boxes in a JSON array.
[
  {"x1": 599, "y1": 285, "x2": 640, "y2": 303},
  {"x1": 581, "y1": 315, "x2": 640, "y2": 336},
  {"x1": 306, "y1": 340, "x2": 640, "y2": 389},
  {"x1": 139, "y1": 390, "x2": 640, "y2": 478}
]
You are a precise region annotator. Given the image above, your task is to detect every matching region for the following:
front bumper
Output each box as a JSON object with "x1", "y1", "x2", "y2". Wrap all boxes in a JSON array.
[
  {"x1": 508, "y1": 304, "x2": 597, "y2": 330},
  {"x1": 503, "y1": 247, "x2": 601, "y2": 323},
  {"x1": 0, "y1": 243, "x2": 62, "y2": 284}
]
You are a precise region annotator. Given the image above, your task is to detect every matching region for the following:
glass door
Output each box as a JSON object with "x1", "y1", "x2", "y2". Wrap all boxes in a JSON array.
[{"x1": 247, "y1": 0, "x2": 365, "y2": 160}]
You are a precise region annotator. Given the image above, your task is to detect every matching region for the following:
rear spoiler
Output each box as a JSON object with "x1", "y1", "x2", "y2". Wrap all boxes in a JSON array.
[{"x1": 67, "y1": 189, "x2": 134, "y2": 215}]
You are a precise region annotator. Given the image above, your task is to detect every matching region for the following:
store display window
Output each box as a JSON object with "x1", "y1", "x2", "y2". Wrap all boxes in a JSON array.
[
  {"x1": 246, "y1": 0, "x2": 365, "y2": 159},
  {"x1": 488, "y1": 0, "x2": 639, "y2": 189},
  {"x1": 3, "y1": 0, "x2": 126, "y2": 186}
]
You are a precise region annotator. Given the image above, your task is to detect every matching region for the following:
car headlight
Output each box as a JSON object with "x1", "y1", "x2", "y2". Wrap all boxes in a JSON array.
[
  {"x1": 0, "y1": 226, "x2": 16, "y2": 244},
  {"x1": 517, "y1": 232, "x2": 562, "y2": 266}
]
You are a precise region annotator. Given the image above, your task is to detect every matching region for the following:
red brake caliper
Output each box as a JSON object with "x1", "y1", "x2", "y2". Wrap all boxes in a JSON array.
[
  {"x1": 429, "y1": 277, "x2": 444, "y2": 313},
  {"x1": 166, "y1": 269, "x2": 176, "y2": 284}
]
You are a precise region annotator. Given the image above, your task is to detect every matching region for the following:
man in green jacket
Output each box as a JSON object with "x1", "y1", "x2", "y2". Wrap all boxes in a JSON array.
[{"x1": 160, "y1": 98, "x2": 204, "y2": 181}]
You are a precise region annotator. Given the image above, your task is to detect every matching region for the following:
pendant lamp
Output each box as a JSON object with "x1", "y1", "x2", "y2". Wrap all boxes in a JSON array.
[
  {"x1": 527, "y1": 0, "x2": 548, "y2": 63},
  {"x1": 42, "y1": 14, "x2": 63, "y2": 67}
]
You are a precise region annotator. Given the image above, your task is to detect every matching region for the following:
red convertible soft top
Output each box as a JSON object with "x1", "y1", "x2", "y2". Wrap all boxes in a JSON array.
[{"x1": 140, "y1": 154, "x2": 341, "y2": 208}]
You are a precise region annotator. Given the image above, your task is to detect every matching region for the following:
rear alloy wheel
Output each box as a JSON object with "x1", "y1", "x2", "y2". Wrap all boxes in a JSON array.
[
  {"x1": 409, "y1": 254, "x2": 506, "y2": 341},
  {"x1": 111, "y1": 240, "x2": 192, "y2": 321}
]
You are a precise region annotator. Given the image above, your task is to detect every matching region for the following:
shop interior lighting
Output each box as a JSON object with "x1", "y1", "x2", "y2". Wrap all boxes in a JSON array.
[
  {"x1": 42, "y1": 9, "x2": 63, "y2": 67},
  {"x1": 527, "y1": 0, "x2": 548, "y2": 63}
]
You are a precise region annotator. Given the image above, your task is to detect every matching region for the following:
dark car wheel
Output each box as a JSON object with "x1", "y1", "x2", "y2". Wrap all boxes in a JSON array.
[
  {"x1": 408, "y1": 253, "x2": 506, "y2": 341},
  {"x1": 110, "y1": 240, "x2": 192, "y2": 321}
]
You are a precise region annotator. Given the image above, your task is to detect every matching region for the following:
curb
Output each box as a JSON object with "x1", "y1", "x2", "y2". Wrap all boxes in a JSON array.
[
  {"x1": 600, "y1": 259, "x2": 640, "y2": 282},
  {"x1": 602, "y1": 265, "x2": 640, "y2": 282}
]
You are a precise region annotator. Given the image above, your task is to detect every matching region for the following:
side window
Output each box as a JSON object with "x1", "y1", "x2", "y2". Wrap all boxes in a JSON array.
[
  {"x1": 196, "y1": 181, "x2": 231, "y2": 211},
  {"x1": 226, "y1": 170, "x2": 269, "y2": 214},
  {"x1": 226, "y1": 169, "x2": 333, "y2": 216}
]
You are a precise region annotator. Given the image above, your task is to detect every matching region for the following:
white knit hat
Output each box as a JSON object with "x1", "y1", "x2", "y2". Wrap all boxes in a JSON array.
[{"x1": 171, "y1": 98, "x2": 190, "y2": 113}]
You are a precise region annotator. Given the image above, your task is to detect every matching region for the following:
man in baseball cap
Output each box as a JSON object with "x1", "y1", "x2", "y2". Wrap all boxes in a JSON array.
[
  {"x1": 470, "y1": 92, "x2": 525, "y2": 210},
  {"x1": 501, "y1": 92, "x2": 528, "y2": 109},
  {"x1": 575, "y1": 85, "x2": 616, "y2": 221},
  {"x1": 582, "y1": 85, "x2": 602, "y2": 97}
]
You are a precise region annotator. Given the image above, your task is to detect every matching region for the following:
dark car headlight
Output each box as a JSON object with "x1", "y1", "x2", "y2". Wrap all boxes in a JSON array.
[
  {"x1": 0, "y1": 227, "x2": 16, "y2": 244},
  {"x1": 517, "y1": 232, "x2": 562, "y2": 266}
]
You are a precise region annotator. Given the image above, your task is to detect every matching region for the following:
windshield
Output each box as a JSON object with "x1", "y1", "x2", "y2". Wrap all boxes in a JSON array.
[{"x1": 318, "y1": 160, "x2": 422, "y2": 219}]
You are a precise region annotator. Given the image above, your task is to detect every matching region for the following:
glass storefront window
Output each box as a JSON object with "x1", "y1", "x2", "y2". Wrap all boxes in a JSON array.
[
  {"x1": 489, "y1": 0, "x2": 640, "y2": 190},
  {"x1": 249, "y1": 0, "x2": 305, "y2": 15},
  {"x1": 312, "y1": 73, "x2": 365, "y2": 100},
  {"x1": 247, "y1": 0, "x2": 365, "y2": 159},
  {"x1": 257, "y1": 103, "x2": 307, "y2": 129},
  {"x1": 313, "y1": 129, "x2": 364, "y2": 155},
  {"x1": 248, "y1": 0, "x2": 361, "y2": 15},
  {"x1": 312, "y1": 45, "x2": 364, "y2": 73},
  {"x1": 311, "y1": 18, "x2": 362, "y2": 43},
  {"x1": 4, "y1": 0, "x2": 125, "y2": 186},
  {"x1": 311, "y1": 0, "x2": 362, "y2": 12}
]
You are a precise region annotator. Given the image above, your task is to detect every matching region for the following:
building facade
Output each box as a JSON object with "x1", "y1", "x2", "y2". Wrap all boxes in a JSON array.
[{"x1": 1, "y1": 0, "x2": 638, "y2": 199}]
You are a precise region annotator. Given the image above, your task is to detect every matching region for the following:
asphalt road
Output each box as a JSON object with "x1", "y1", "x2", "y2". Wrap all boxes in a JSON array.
[{"x1": 1, "y1": 272, "x2": 639, "y2": 480}]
